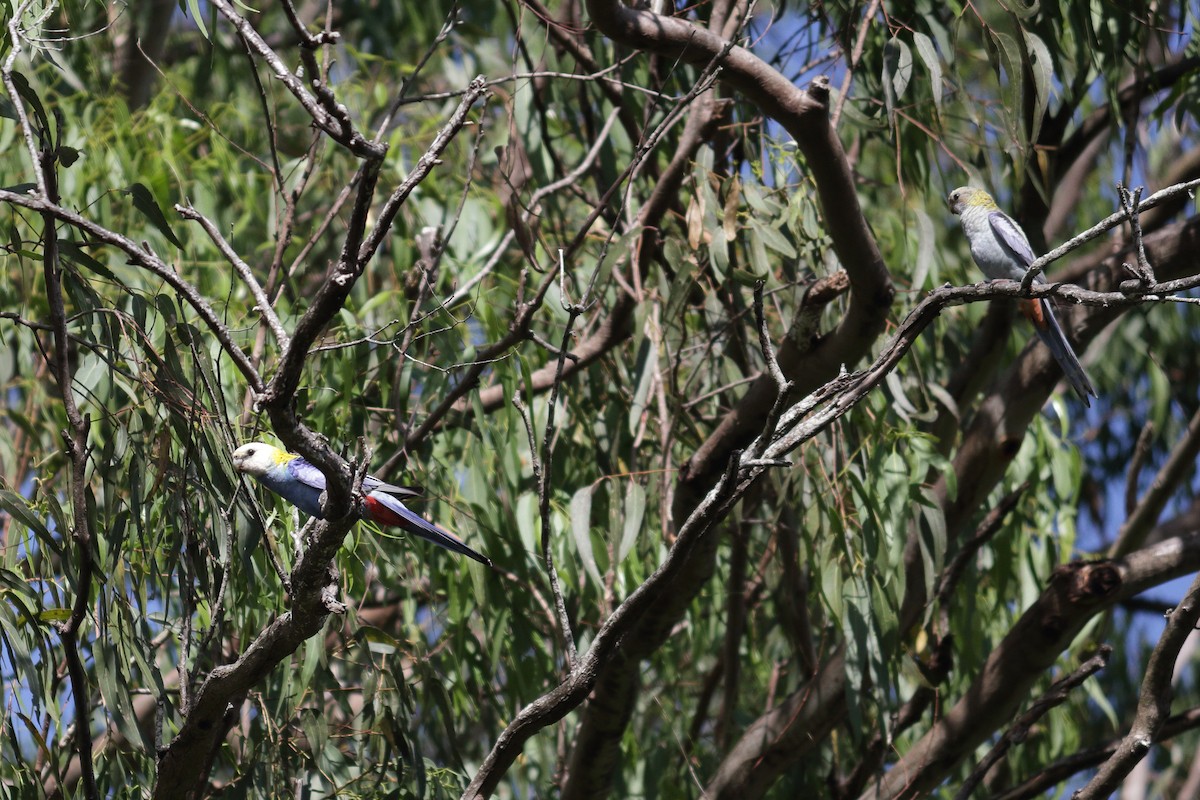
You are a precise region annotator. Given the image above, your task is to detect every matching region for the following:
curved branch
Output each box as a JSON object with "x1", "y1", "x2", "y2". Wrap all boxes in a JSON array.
[
  {"x1": 209, "y1": 0, "x2": 385, "y2": 159},
  {"x1": 991, "y1": 707, "x2": 1200, "y2": 800},
  {"x1": 466, "y1": 216, "x2": 1200, "y2": 797},
  {"x1": 0, "y1": 189, "x2": 264, "y2": 392},
  {"x1": 554, "y1": 6, "x2": 892, "y2": 792},
  {"x1": 581, "y1": 0, "x2": 895, "y2": 485},
  {"x1": 176, "y1": 203, "x2": 291, "y2": 351},
  {"x1": 1074, "y1": 571, "x2": 1200, "y2": 798},
  {"x1": 464, "y1": 453, "x2": 748, "y2": 798},
  {"x1": 856, "y1": 530, "x2": 1200, "y2": 800}
]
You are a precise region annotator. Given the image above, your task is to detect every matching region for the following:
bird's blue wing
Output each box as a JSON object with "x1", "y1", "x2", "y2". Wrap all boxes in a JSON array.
[
  {"x1": 286, "y1": 457, "x2": 328, "y2": 491},
  {"x1": 362, "y1": 474, "x2": 424, "y2": 499},
  {"x1": 987, "y1": 211, "x2": 1039, "y2": 272}
]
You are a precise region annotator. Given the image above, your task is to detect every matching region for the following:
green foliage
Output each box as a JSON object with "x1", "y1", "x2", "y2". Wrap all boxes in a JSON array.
[{"x1": 0, "y1": 0, "x2": 1197, "y2": 797}]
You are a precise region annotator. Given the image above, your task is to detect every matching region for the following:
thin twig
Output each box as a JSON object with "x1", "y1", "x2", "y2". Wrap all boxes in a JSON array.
[
  {"x1": 440, "y1": 107, "x2": 621, "y2": 309},
  {"x1": 358, "y1": 77, "x2": 489, "y2": 266},
  {"x1": 1020, "y1": 176, "x2": 1200, "y2": 290},
  {"x1": 1110, "y1": 404, "x2": 1200, "y2": 558},
  {"x1": 955, "y1": 645, "x2": 1112, "y2": 800},
  {"x1": 935, "y1": 482, "x2": 1029, "y2": 614},
  {"x1": 3, "y1": 0, "x2": 52, "y2": 196},
  {"x1": 1124, "y1": 421, "x2": 1155, "y2": 518},
  {"x1": 1074, "y1": 578, "x2": 1200, "y2": 798},
  {"x1": 992, "y1": 707, "x2": 1200, "y2": 800},
  {"x1": 176, "y1": 204, "x2": 292, "y2": 349},
  {"x1": 209, "y1": 0, "x2": 383, "y2": 158},
  {"x1": 1118, "y1": 183, "x2": 1156, "y2": 286},
  {"x1": 512, "y1": 392, "x2": 577, "y2": 668},
  {"x1": 831, "y1": 0, "x2": 882, "y2": 129},
  {"x1": 746, "y1": 280, "x2": 792, "y2": 462}
]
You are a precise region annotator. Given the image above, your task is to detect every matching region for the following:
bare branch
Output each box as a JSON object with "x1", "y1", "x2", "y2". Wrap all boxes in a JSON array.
[
  {"x1": 176, "y1": 204, "x2": 292, "y2": 350},
  {"x1": 358, "y1": 77, "x2": 489, "y2": 265},
  {"x1": 0, "y1": 189, "x2": 264, "y2": 390},
  {"x1": 209, "y1": 0, "x2": 384, "y2": 159},
  {"x1": 1074, "y1": 576, "x2": 1200, "y2": 798},
  {"x1": 1124, "y1": 421, "x2": 1156, "y2": 518},
  {"x1": 1020, "y1": 176, "x2": 1200, "y2": 290},
  {"x1": 513, "y1": 391, "x2": 577, "y2": 668},
  {"x1": 954, "y1": 646, "x2": 1112, "y2": 800},
  {"x1": 1118, "y1": 184, "x2": 1156, "y2": 286},
  {"x1": 991, "y1": 707, "x2": 1200, "y2": 800}
]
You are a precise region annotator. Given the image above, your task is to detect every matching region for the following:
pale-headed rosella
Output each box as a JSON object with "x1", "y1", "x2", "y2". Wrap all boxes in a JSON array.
[
  {"x1": 947, "y1": 186, "x2": 1096, "y2": 406},
  {"x1": 232, "y1": 442, "x2": 491, "y2": 566}
]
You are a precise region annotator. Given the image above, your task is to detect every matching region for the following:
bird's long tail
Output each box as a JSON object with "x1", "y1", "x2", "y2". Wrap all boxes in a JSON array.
[
  {"x1": 364, "y1": 493, "x2": 492, "y2": 567},
  {"x1": 1022, "y1": 298, "x2": 1096, "y2": 406}
]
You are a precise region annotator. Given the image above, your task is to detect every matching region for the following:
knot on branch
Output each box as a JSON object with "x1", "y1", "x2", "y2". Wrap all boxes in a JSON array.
[
  {"x1": 321, "y1": 583, "x2": 347, "y2": 615},
  {"x1": 1061, "y1": 560, "x2": 1122, "y2": 603},
  {"x1": 808, "y1": 75, "x2": 831, "y2": 105},
  {"x1": 1038, "y1": 560, "x2": 1121, "y2": 640}
]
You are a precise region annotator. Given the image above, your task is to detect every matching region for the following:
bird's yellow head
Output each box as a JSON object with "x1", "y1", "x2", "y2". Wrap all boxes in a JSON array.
[
  {"x1": 232, "y1": 442, "x2": 292, "y2": 477},
  {"x1": 947, "y1": 186, "x2": 999, "y2": 215}
]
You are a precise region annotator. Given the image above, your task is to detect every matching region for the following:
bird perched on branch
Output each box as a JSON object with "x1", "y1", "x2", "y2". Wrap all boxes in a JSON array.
[
  {"x1": 232, "y1": 442, "x2": 491, "y2": 566},
  {"x1": 948, "y1": 186, "x2": 1097, "y2": 406}
]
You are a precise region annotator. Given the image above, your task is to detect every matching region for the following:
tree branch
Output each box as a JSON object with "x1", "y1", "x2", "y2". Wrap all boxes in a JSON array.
[
  {"x1": 209, "y1": 0, "x2": 385, "y2": 159},
  {"x1": 1109, "y1": 402, "x2": 1200, "y2": 557},
  {"x1": 175, "y1": 203, "x2": 291, "y2": 350},
  {"x1": 990, "y1": 707, "x2": 1200, "y2": 800},
  {"x1": 954, "y1": 645, "x2": 1112, "y2": 800},
  {"x1": 1073, "y1": 573, "x2": 1200, "y2": 798},
  {"x1": 857, "y1": 531, "x2": 1200, "y2": 800}
]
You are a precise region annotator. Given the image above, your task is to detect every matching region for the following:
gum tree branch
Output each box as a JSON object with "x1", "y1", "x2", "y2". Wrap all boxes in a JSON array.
[
  {"x1": 1074, "y1": 573, "x2": 1200, "y2": 799},
  {"x1": 954, "y1": 646, "x2": 1112, "y2": 800},
  {"x1": 262, "y1": 82, "x2": 484, "y2": 501},
  {"x1": 209, "y1": 0, "x2": 384, "y2": 159},
  {"x1": 991, "y1": 707, "x2": 1200, "y2": 800},
  {"x1": 358, "y1": 77, "x2": 489, "y2": 265},
  {"x1": 543, "y1": 7, "x2": 893, "y2": 784},
  {"x1": 513, "y1": 391, "x2": 577, "y2": 668},
  {"x1": 37, "y1": 137, "x2": 99, "y2": 800},
  {"x1": 464, "y1": 452, "x2": 749, "y2": 799},
  {"x1": 0, "y1": 189, "x2": 264, "y2": 391},
  {"x1": 464, "y1": 219, "x2": 1200, "y2": 796},
  {"x1": 175, "y1": 203, "x2": 292, "y2": 350},
  {"x1": 855, "y1": 532, "x2": 1200, "y2": 800},
  {"x1": 1109, "y1": 403, "x2": 1200, "y2": 557},
  {"x1": 1020, "y1": 177, "x2": 1200, "y2": 289},
  {"x1": 581, "y1": 0, "x2": 894, "y2": 487},
  {"x1": 696, "y1": 211, "x2": 1200, "y2": 798}
]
